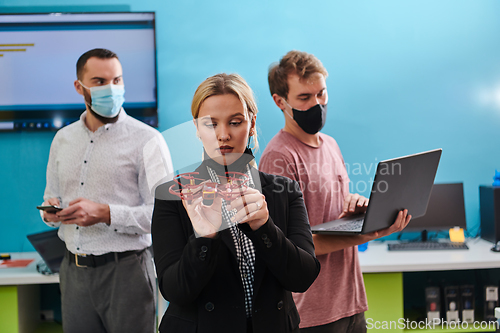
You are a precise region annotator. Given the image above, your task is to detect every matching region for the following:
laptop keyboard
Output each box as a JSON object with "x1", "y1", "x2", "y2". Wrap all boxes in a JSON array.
[
  {"x1": 388, "y1": 242, "x2": 469, "y2": 251},
  {"x1": 325, "y1": 218, "x2": 364, "y2": 232}
]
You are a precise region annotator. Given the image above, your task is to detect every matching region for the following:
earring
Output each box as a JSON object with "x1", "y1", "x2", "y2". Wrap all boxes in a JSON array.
[{"x1": 247, "y1": 131, "x2": 255, "y2": 149}]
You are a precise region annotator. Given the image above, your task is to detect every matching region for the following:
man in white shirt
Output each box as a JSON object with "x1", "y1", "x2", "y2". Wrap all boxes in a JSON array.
[{"x1": 41, "y1": 48, "x2": 173, "y2": 333}]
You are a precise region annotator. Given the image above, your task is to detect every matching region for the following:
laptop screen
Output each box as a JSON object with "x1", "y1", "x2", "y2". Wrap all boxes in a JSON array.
[{"x1": 27, "y1": 229, "x2": 66, "y2": 273}]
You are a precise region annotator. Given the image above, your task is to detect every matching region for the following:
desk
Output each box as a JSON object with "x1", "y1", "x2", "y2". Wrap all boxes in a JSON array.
[
  {"x1": 0, "y1": 252, "x2": 166, "y2": 333},
  {"x1": 359, "y1": 238, "x2": 500, "y2": 332},
  {"x1": 359, "y1": 238, "x2": 500, "y2": 272},
  {"x1": 0, "y1": 252, "x2": 59, "y2": 333},
  {"x1": 3, "y1": 240, "x2": 499, "y2": 332}
]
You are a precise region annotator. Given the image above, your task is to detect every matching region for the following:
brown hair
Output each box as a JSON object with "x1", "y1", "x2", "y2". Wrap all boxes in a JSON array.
[
  {"x1": 268, "y1": 50, "x2": 328, "y2": 99},
  {"x1": 76, "y1": 48, "x2": 118, "y2": 80}
]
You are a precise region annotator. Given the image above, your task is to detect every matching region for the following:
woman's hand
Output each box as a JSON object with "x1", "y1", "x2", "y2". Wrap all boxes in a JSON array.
[
  {"x1": 182, "y1": 195, "x2": 223, "y2": 238},
  {"x1": 228, "y1": 188, "x2": 268, "y2": 231}
]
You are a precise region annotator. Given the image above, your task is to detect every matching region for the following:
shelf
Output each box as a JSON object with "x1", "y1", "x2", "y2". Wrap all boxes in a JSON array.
[
  {"x1": 404, "y1": 324, "x2": 496, "y2": 332},
  {"x1": 367, "y1": 320, "x2": 496, "y2": 332},
  {"x1": 364, "y1": 270, "x2": 500, "y2": 332}
]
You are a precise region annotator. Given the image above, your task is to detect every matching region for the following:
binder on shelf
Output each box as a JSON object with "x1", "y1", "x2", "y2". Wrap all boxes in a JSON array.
[
  {"x1": 484, "y1": 286, "x2": 499, "y2": 322},
  {"x1": 425, "y1": 286, "x2": 441, "y2": 323},
  {"x1": 460, "y1": 285, "x2": 474, "y2": 323},
  {"x1": 444, "y1": 286, "x2": 460, "y2": 322}
]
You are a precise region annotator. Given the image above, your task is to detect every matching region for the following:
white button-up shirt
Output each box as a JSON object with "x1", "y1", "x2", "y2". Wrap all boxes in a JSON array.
[{"x1": 43, "y1": 110, "x2": 173, "y2": 255}]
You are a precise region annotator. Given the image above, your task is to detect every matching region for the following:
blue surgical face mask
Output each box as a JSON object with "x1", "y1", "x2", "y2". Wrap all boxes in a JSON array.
[{"x1": 79, "y1": 81, "x2": 125, "y2": 118}]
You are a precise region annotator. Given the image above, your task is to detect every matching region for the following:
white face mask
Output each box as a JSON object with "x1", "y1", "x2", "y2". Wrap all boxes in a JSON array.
[{"x1": 79, "y1": 81, "x2": 125, "y2": 118}]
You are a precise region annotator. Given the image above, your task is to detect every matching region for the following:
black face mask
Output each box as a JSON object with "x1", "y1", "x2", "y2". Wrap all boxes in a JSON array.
[{"x1": 289, "y1": 103, "x2": 327, "y2": 135}]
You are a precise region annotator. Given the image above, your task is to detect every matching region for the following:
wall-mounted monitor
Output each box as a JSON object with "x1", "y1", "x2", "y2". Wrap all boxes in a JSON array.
[{"x1": 0, "y1": 12, "x2": 158, "y2": 131}]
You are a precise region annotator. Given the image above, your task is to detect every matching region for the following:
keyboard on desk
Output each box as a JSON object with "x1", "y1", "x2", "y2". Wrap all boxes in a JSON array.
[{"x1": 388, "y1": 242, "x2": 469, "y2": 251}]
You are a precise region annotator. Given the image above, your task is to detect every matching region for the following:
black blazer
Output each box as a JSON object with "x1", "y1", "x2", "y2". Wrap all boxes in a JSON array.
[{"x1": 152, "y1": 162, "x2": 320, "y2": 333}]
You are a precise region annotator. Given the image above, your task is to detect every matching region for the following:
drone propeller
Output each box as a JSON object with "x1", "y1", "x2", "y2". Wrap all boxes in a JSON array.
[{"x1": 169, "y1": 171, "x2": 250, "y2": 204}]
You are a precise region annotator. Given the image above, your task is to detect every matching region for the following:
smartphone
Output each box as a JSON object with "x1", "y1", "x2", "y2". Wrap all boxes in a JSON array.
[{"x1": 36, "y1": 205, "x2": 63, "y2": 214}]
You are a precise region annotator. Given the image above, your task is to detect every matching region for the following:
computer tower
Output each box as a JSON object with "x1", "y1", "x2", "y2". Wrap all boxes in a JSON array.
[
  {"x1": 444, "y1": 286, "x2": 460, "y2": 322},
  {"x1": 484, "y1": 286, "x2": 498, "y2": 322},
  {"x1": 480, "y1": 186, "x2": 500, "y2": 244},
  {"x1": 425, "y1": 287, "x2": 441, "y2": 323},
  {"x1": 460, "y1": 285, "x2": 474, "y2": 323}
]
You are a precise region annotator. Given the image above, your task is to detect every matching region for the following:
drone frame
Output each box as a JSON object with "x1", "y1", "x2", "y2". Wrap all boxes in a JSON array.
[{"x1": 169, "y1": 171, "x2": 250, "y2": 204}]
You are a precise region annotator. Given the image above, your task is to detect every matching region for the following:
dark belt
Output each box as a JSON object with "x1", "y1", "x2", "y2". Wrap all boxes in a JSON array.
[{"x1": 67, "y1": 249, "x2": 141, "y2": 268}]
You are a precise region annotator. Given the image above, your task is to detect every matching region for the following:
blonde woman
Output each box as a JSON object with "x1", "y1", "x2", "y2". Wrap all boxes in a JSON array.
[{"x1": 152, "y1": 73, "x2": 320, "y2": 333}]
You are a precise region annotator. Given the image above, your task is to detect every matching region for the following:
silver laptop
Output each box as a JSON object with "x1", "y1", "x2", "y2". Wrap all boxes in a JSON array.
[{"x1": 311, "y1": 149, "x2": 442, "y2": 235}]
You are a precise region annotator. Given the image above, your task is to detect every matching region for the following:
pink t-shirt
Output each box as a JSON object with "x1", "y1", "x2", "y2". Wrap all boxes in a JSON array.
[{"x1": 259, "y1": 130, "x2": 368, "y2": 328}]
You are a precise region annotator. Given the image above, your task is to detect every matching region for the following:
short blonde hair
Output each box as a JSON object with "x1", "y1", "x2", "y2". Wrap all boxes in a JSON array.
[
  {"x1": 191, "y1": 73, "x2": 259, "y2": 151},
  {"x1": 268, "y1": 50, "x2": 328, "y2": 99}
]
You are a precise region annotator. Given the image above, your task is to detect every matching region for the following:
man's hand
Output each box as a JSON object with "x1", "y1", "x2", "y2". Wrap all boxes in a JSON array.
[
  {"x1": 312, "y1": 209, "x2": 412, "y2": 256},
  {"x1": 365, "y1": 209, "x2": 412, "y2": 240},
  {"x1": 42, "y1": 197, "x2": 61, "y2": 223},
  {"x1": 338, "y1": 193, "x2": 369, "y2": 218},
  {"x1": 57, "y1": 198, "x2": 110, "y2": 227}
]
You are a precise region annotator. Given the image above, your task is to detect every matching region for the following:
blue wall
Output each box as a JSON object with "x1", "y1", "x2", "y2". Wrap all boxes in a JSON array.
[{"x1": 1, "y1": 0, "x2": 499, "y2": 252}]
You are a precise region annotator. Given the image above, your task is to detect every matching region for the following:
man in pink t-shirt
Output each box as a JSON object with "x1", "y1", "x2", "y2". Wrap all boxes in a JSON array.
[{"x1": 259, "y1": 50, "x2": 412, "y2": 333}]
